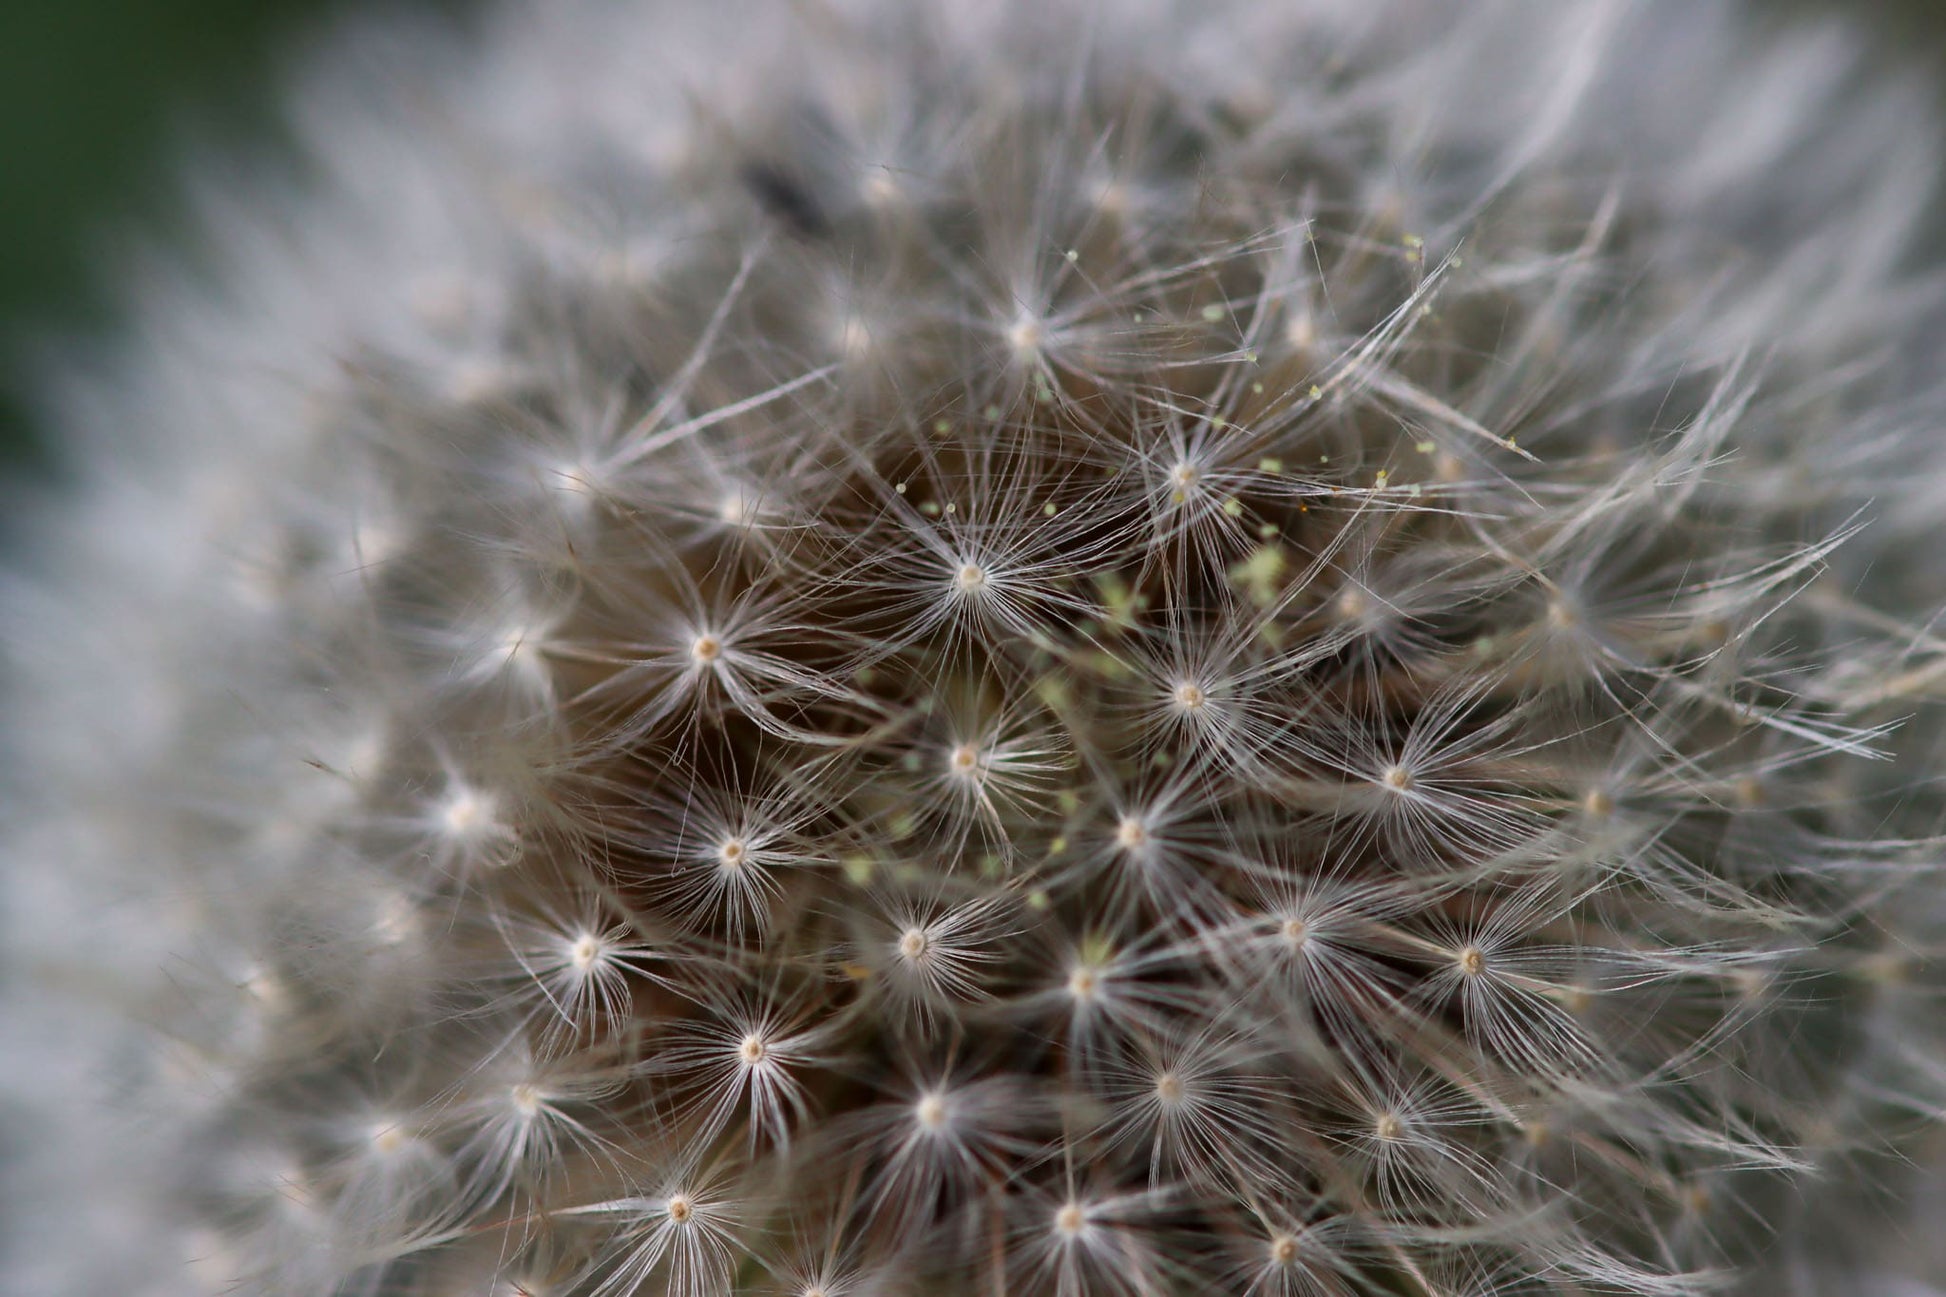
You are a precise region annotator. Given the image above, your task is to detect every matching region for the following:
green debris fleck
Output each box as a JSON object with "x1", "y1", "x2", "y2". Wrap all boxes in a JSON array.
[{"x1": 1229, "y1": 544, "x2": 1288, "y2": 606}]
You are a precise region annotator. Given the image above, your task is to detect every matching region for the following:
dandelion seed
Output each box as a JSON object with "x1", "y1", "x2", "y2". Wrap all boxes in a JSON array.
[{"x1": 1008, "y1": 313, "x2": 1047, "y2": 358}]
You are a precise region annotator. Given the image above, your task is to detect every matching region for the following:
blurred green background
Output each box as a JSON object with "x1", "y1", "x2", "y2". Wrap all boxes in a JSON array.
[
  {"x1": 0, "y1": 0, "x2": 1937, "y2": 469},
  {"x1": 0, "y1": 0, "x2": 475, "y2": 469}
]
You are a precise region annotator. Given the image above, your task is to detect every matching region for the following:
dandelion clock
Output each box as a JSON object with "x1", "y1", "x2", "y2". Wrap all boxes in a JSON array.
[{"x1": 5, "y1": 2, "x2": 1946, "y2": 1294}]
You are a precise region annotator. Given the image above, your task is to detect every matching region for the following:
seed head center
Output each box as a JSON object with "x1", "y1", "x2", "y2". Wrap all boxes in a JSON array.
[
  {"x1": 442, "y1": 789, "x2": 490, "y2": 836},
  {"x1": 1008, "y1": 314, "x2": 1045, "y2": 355},
  {"x1": 915, "y1": 1093, "x2": 948, "y2": 1130},
  {"x1": 717, "y1": 487, "x2": 756, "y2": 527}
]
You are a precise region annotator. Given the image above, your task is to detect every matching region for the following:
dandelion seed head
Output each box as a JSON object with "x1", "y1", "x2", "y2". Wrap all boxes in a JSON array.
[
  {"x1": 7, "y1": 1, "x2": 1946, "y2": 1295},
  {"x1": 547, "y1": 461, "x2": 600, "y2": 501},
  {"x1": 838, "y1": 317, "x2": 876, "y2": 362},
  {"x1": 370, "y1": 889, "x2": 423, "y2": 947},
  {"x1": 861, "y1": 169, "x2": 902, "y2": 209},
  {"x1": 491, "y1": 622, "x2": 552, "y2": 687},
  {"x1": 441, "y1": 787, "x2": 495, "y2": 839},
  {"x1": 914, "y1": 1091, "x2": 949, "y2": 1131},
  {"x1": 716, "y1": 486, "x2": 758, "y2": 528},
  {"x1": 1007, "y1": 313, "x2": 1046, "y2": 358},
  {"x1": 367, "y1": 1121, "x2": 409, "y2": 1157},
  {"x1": 1285, "y1": 313, "x2": 1319, "y2": 352}
]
